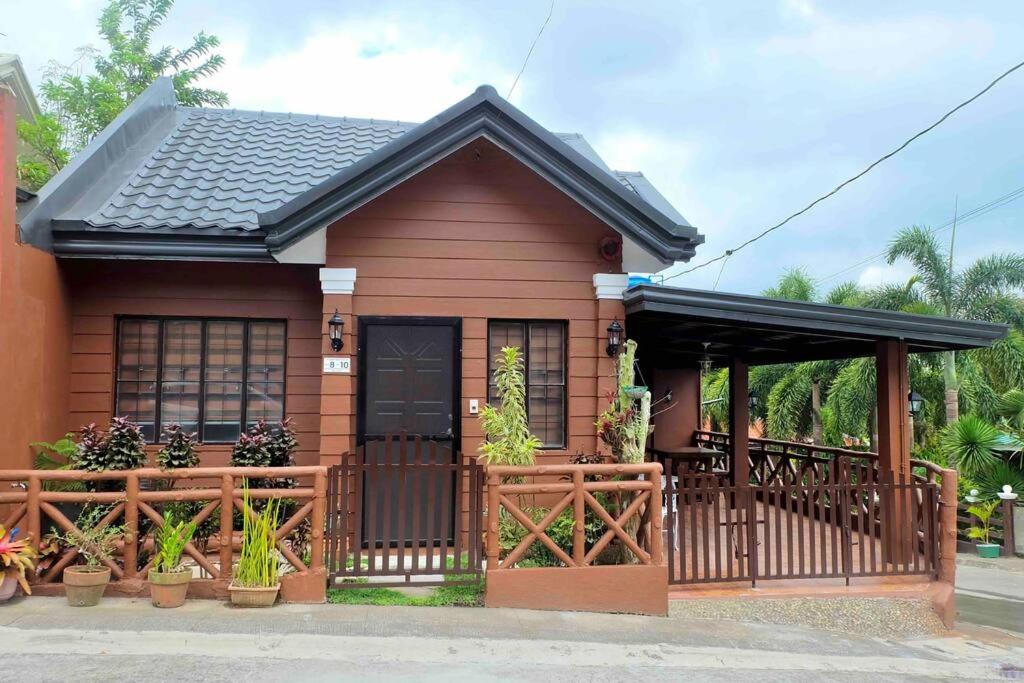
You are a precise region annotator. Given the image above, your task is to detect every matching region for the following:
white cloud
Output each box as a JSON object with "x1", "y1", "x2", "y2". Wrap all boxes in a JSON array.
[
  {"x1": 206, "y1": 21, "x2": 516, "y2": 121},
  {"x1": 856, "y1": 262, "x2": 916, "y2": 288}
]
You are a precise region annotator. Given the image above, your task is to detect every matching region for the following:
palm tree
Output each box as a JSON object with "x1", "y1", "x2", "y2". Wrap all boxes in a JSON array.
[{"x1": 886, "y1": 225, "x2": 1024, "y2": 422}]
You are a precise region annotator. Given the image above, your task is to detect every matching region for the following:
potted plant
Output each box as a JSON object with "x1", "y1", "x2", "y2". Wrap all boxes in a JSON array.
[
  {"x1": 0, "y1": 524, "x2": 36, "y2": 602},
  {"x1": 966, "y1": 499, "x2": 1001, "y2": 558},
  {"x1": 59, "y1": 508, "x2": 123, "y2": 606},
  {"x1": 229, "y1": 480, "x2": 282, "y2": 607},
  {"x1": 148, "y1": 511, "x2": 197, "y2": 608}
]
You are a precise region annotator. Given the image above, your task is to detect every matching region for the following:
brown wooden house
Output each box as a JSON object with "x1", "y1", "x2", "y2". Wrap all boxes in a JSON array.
[{"x1": 2, "y1": 81, "x2": 1009, "y2": 609}]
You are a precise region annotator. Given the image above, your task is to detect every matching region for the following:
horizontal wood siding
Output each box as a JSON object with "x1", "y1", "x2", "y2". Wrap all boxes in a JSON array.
[
  {"x1": 63, "y1": 261, "x2": 323, "y2": 466},
  {"x1": 326, "y1": 141, "x2": 623, "y2": 460}
]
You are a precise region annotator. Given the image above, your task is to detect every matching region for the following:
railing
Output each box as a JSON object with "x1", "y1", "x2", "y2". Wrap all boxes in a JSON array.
[
  {"x1": 485, "y1": 463, "x2": 663, "y2": 569},
  {"x1": 669, "y1": 471, "x2": 940, "y2": 586},
  {"x1": 327, "y1": 434, "x2": 484, "y2": 587},
  {"x1": 0, "y1": 467, "x2": 326, "y2": 587}
]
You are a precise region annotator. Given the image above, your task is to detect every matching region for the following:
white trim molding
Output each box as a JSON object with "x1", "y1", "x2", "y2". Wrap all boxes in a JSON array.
[
  {"x1": 319, "y1": 267, "x2": 357, "y2": 295},
  {"x1": 593, "y1": 273, "x2": 630, "y2": 300}
]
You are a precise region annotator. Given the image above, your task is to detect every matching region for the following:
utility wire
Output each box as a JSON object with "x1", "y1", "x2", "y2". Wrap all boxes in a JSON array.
[
  {"x1": 662, "y1": 57, "x2": 1024, "y2": 284},
  {"x1": 811, "y1": 184, "x2": 1024, "y2": 285},
  {"x1": 507, "y1": 0, "x2": 555, "y2": 99}
]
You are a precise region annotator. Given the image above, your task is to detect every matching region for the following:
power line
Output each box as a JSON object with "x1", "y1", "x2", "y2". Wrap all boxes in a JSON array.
[
  {"x1": 662, "y1": 57, "x2": 1024, "y2": 284},
  {"x1": 507, "y1": 0, "x2": 555, "y2": 99},
  {"x1": 811, "y1": 184, "x2": 1024, "y2": 285}
]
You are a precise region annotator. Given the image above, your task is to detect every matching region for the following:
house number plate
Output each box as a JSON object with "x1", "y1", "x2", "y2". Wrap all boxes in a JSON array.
[{"x1": 323, "y1": 357, "x2": 352, "y2": 373}]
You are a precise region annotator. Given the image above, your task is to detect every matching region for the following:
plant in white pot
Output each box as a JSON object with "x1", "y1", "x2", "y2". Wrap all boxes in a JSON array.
[
  {"x1": 59, "y1": 508, "x2": 123, "y2": 606},
  {"x1": 229, "y1": 480, "x2": 282, "y2": 607},
  {"x1": 966, "y1": 499, "x2": 1001, "y2": 558},
  {"x1": 0, "y1": 524, "x2": 36, "y2": 602},
  {"x1": 148, "y1": 511, "x2": 197, "y2": 608}
]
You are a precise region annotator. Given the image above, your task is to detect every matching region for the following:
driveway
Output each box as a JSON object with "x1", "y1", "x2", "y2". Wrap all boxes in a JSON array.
[
  {"x1": 956, "y1": 554, "x2": 1024, "y2": 635},
  {"x1": 2, "y1": 597, "x2": 1023, "y2": 681}
]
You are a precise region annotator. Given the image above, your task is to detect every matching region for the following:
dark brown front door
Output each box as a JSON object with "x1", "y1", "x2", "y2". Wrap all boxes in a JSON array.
[{"x1": 358, "y1": 317, "x2": 460, "y2": 547}]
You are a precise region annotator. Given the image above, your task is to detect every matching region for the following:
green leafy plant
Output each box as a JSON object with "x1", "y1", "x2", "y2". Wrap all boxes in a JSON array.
[
  {"x1": 230, "y1": 431, "x2": 271, "y2": 468},
  {"x1": 104, "y1": 416, "x2": 148, "y2": 470},
  {"x1": 973, "y1": 461, "x2": 1024, "y2": 502},
  {"x1": 233, "y1": 480, "x2": 281, "y2": 588},
  {"x1": 478, "y1": 346, "x2": 540, "y2": 467},
  {"x1": 60, "y1": 506, "x2": 123, "y2": 568},
  {"x1": 152, "y1": 511, "x2": 197, "y2": 574},
  {"x1": 942, "y1": 415, "x2": 1001, "y2": 477},
  {"x1": 0, "y1": 524, "x2": 37, "y2": 594},
  {"x1": 965, "y1": 499, "x2": 1000, "y2": 545},
  {"x1": 156, "y1": 424, "x2": 199, "y2": 469},
  {"x1": 31, "y1": 433, "x2": 86, "y2": 492}
]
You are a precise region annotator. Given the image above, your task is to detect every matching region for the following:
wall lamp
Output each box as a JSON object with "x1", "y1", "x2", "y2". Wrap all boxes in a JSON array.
[
  {"x1": 328, "y1": 310, "x2": 345, "y2": 352},
  {"x1": 907, "y1": 390, "x2": 924, "y2": 418},
  {"x1": 606, "y1": 319, "x2": 623, "y2": 357}
]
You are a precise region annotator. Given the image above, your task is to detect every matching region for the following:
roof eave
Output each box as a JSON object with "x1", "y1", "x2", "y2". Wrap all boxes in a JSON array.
[
  {"x1": 624, "y1": 284, "x2": 1010, "y2": 352},
  {"x1": 260, "y1": 86, "x2": 703, "y2": 264}
]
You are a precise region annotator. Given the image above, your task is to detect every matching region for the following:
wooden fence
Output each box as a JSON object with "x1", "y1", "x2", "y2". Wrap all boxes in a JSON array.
[
  {"x1": 0, "y1": 467, "x2": 326, "y2": 597},
  {"x1": 668, "y1": 471, "x2": 940, "y2": 586},
  {"x1": 484, "y1": 463, "x2": 663, "y2": 569},
  {"x1": 957, "y1": 499, "x2": 1018, "y2": 555}
]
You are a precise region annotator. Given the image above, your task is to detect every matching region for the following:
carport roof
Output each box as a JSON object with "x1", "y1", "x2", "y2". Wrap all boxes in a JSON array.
[{"x1": 624, "y1": 284, "x2": 1009, "y2": 367}]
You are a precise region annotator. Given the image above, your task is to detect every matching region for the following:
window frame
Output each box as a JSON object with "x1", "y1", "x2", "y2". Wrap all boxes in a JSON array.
[
  {"x1": 113, "y1": 315, "x2": 288, "y2": 444},
  {"x1": 486, "y1": 319, "x2": 568, "y2": 450}
]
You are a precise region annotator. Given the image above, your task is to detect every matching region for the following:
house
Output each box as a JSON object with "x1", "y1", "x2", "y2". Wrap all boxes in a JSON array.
[{"x1": 1, "y1": 79, "x2": 1008, "y2": 613}]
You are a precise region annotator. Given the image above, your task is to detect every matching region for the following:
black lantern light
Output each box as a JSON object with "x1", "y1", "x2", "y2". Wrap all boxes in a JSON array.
[
  {"x1": 908, "y1": 390, "x2": 924, "y2": 417},
  {"x1": 606, "y1": 319, "x2": 623, "y2": 357},
  {"x1": 748, "y1": 392, "x2": 759, "y2": 410},
  {"x1": 328, "y1": 310, "x2": 345, "y2": 352}
]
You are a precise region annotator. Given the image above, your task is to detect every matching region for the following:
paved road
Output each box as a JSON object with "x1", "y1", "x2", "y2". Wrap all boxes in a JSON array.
[
  {"x1": 956, "y1": 555, "x2": 1024, "y2": 635},
  {"x1": 3, "y1": 597, "x2": 1023, "y2": 681}
]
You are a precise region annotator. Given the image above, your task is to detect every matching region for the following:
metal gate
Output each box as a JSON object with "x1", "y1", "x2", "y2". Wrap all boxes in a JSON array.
[
  {"x1": 666, "y1": 467, "x2": 939, "y2": 586},
  {"x1": 326, "y1": 433, "x2": 484, "y2": 587}
]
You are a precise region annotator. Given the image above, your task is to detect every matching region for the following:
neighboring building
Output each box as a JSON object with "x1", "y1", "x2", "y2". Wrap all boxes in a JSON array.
[{"x1": 0, "y1": 53, "x2": 41, "y2": 158}]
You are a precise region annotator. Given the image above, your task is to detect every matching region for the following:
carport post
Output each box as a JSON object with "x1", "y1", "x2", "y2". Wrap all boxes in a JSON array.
[
  {"x1": 876, "y1": 339, "x2": 911, "y2": 564},
  {"x1": 728, "y1": 357, "x2": 750, "y2": 489}
]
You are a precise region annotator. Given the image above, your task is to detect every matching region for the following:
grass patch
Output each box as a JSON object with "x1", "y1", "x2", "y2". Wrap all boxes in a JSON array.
[{"x1": 327, "y1": 576, "x2": 483, "y2": 607}]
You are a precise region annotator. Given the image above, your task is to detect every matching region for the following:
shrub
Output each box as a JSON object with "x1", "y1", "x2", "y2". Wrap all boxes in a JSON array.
[
  {"x1": 72, "y1": 423, "x2": 108, "y2": 471},
  {"x1": 157, "y1": 424, "x2": 199, "y2": 469},
  {"x1": 230, "y1": 431, "x2": 271, "y2": 468},
  {"x1": 60, "y1": 506, "x2": 123, "y2": 568},
  {"x1": 942, "y1": 415, "x2": 1001, "y2": 477},
  {"x1": 103, "y1": 416, "x2": 148, "y2": 470},
  {"x1": 478, "y1": 346, "x2": 540, "y2": 467}
]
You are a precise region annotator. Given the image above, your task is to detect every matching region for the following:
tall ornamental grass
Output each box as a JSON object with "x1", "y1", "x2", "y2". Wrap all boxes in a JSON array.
[{"x1": 234, "y1": 479, "x2": 281, "y2": 588}]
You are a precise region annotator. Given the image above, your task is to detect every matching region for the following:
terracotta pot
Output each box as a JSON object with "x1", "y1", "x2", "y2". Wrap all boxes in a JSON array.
[
  {"x1": 148, "y1": 568, "x2": 192, "y2": 608},
  {"x1": 63, "y1": 566, "x2": 111, "y2": 607},
  {"x1": 228, "y1": 582, "x2": 280, "y2": 608},
  {"x1": 0, "y1": 571, "x2": 19, "y2": 602}
]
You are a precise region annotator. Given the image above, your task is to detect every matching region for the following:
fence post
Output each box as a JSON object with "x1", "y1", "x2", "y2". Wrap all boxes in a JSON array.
[
  {"x1": 220, "y1": 474, "x2": 234, "y2": 581},
  {"x1": 311, "y1": 468, "x2": 327, "y2": 571},
  {"x1": 486, "y1": 471, "x2": 500, "y2": 570},
  {"x1": 123, "y1": 472, "x2": 139, "y2": 579},
  {"x1": 27, "y1": 474, "x2": 40, "y2": 554},
  {"x1": 937, "y1": 468, "x2": 958, "y2": 585},
  {"x1": 1001, "y1": 498, "x2": 1016, "y2": 555},
  {"x1": 650, "y1": 464, "x2": 663, "y2": 566},
  {"x1": 572, "y1": 469, "x2": 585, "y2": 566}
]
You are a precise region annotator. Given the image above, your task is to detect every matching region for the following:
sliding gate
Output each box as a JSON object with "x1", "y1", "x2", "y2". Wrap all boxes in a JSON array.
[
  {"x1": 326, "y1": 433, "x2": 484, "y2": 587},
  {"x1": 666, "y1": 468, "x2": 940, "y2": 586}
]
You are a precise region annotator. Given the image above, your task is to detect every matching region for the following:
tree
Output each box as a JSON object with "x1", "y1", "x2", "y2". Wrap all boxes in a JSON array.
[
  {"x1": 16, "y1": 0, "x2": 227, "y2": 189},
  {"x1": 886, "y1": 225, "x2": 1024, "y2": 422}
]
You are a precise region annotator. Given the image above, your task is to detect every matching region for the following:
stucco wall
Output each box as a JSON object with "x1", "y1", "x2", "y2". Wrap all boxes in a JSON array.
[{"x1": 0, "y1": 87, "x2": 72, "y2": 470}]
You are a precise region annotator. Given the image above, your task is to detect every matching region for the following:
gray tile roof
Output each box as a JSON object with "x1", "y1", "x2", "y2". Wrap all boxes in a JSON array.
[
  {"x1": 80, "y1": 107, "x2": 685, "y2": 235},
  {"x1": 85, "y1": 108, "x2": 415, "y2": 233}
]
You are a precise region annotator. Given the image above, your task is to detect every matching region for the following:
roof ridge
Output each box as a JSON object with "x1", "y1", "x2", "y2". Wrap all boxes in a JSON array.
[{"x1": 179, "y1": 106, "x2": 418, "y2": 129}]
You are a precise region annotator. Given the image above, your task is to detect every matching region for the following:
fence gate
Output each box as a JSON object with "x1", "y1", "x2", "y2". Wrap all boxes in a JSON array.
[
  {"x1": 326, "y1": 433, "x2": 484, "y2": 587},
  {"x1": 666, "y1": 467, "x2": 940, "y2": 586}
]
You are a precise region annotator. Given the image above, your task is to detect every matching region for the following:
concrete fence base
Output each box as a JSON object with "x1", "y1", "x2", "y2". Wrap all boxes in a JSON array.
[{"x1": 485, "y1": 565, "x2": 669, "y2": 616}]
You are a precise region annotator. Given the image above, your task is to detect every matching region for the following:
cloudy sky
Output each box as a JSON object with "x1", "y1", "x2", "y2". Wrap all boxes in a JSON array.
[{"x1": 6, "y1": 0, "x2": 1023, "y2": 294}]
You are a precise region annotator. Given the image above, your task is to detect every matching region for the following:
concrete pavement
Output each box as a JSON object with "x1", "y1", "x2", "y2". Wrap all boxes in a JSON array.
[
  {"x1": 956, "y1": 554, "x2": 1024, "y2": 634},
  {"x1": 3, "y1": 597, "x2": 1024, "y2": 681}
]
